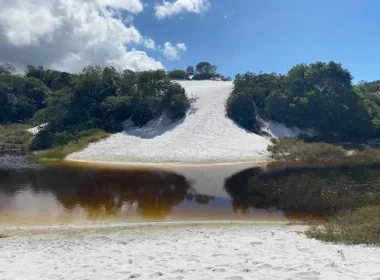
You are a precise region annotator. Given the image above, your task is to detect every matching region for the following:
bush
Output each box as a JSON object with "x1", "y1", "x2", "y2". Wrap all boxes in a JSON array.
[
  {"x1": 268, "y1": 138, "x2": 347, "y2": 164},
  {"x1": 269, "y1": 138, "x2": 380, "y2": 165},
  {"x1": 101, "y1": 96, "x2": 133, "y2": 131},
  {"x1": 226, "y1": 92, "x2": 260, "y2": 132},
  {"x1": 132, "y1": 99, "x2": 157, "y2": 127},
  {"x1": 36, "y1": 129, "x2": 109, "y2": 160},
  {"x1": 162, "y1": 83, "x2": 190, "y2": 120},
  {"x1": 167, "y1": 70, "x2": 187, "y2": 80},
  {"x1": 306, "y1": 205, "x2": 380, "y2": 245},
  {"x1": 0, "y1": 124, "x2": 33, "y2": 154}
]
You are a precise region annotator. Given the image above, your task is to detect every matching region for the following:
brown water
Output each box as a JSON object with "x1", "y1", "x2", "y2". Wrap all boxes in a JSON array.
[{"x1": 1, "y1": 158, "x2": 380, "y2": 225}]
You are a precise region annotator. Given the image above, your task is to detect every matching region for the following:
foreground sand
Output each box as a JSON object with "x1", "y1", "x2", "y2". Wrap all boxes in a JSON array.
[{"x1": 1, "y1": 222, "x2": 379, "y2": 280}]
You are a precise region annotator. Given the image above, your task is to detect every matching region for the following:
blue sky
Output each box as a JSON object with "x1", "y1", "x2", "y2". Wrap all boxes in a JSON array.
[{"x1": 136, "y1": 0, "x2": 380, "y2": 82}]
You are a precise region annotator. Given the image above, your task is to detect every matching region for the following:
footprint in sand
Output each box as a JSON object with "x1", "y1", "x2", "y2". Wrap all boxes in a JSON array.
[
  {"x1": 212, "y1": 268, "x2": 227, "y2": 273},
  {"x1": 171, "y1": 269, "x2": 185, "y2": 274},
  {"x1": 149, "y1": 272, "x2": 164, "y2": 278},
  {"x1": 116, "y1": 271, "x2": 130, "y2": 275},
  {"x1": 257, "y1": 264, "x2": 272, "y2": 269}
]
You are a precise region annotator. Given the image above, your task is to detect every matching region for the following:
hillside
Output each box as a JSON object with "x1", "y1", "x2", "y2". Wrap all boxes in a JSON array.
[{"x1": 67, "y1": 81, "x2": 271, "y2": 164}]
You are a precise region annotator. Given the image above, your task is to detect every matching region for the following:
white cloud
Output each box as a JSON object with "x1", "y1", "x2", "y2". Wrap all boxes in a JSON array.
[
  {"x1": 96, "y1": 0, "x2": 143, "y2": 12},
  {"x1": 0, "y1": 0, "x2": 164, "y2": 72},
  {"x1": 143, "y1": 38, "x2": 156, "y2": 50},
  {"x1": 161, "y1": 42, "x2": 187, "y2": 60},
  {"x1": 154, "y1": 0, "x2": 210, "y2": 19}
]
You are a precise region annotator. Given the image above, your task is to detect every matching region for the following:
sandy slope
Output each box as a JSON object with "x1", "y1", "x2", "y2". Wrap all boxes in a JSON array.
[
  {"x1": 1, "y1": 222, "x2": 379, "y2": 280},
  {"x1": 67, "y1": 81, "x2": 270, "y2": 164}
]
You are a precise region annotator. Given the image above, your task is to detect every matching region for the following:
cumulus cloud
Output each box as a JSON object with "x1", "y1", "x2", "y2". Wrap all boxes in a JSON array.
[
  {"x1": 161, "y1": 42, "x2": 187, "y2": 60},
  {"x1": 0, "y1": 0, "x2": 164, "y2": 72},
  {"x1": 96, "y1": 0, "x2": 143, "y2": 12},
  {"x1": 143, "y1": 38, "x2": 157, "y2": 50},
  {"x1": 154, "y1": 0, "x2": 210, "y2": 19}
]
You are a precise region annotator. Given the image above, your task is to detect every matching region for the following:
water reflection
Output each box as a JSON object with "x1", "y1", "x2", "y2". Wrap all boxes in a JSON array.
[
  {"x1": 225, "y1": 164, "x2": 380, "y2": 215},
  {"x1": 2, "y1": 160, "x2": 380, "y2": 225},
  {"x1": 0, "y1": 165, "x2": 216, "y2": 222}
]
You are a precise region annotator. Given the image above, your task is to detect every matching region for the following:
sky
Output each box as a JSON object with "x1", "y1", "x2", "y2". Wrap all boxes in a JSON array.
[{"x1": 0, "y1": 0, "x2": 379, "y2": 82}]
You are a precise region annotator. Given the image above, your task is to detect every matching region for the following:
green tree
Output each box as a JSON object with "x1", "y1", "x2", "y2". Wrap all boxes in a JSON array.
[
  {"x1": 0, "y1": 63, "x2": 15, "y2": 75},
  {"x1": 167, "y1": 69, "x2": 187, "y2": 80},
  {"x1": 194, "y1": 62, "x2": 217, "y2": 80},
  {"x1": 186, "y1": 66, "x2": 194, "y2": 77},
  {"x1": 0, "y1": 74, "x2": 50, "y2": 124},
  {"x1": 226, "y1": 93, "x2": 260, "y2": 132},
  {"x1": 234, "y1": 72, "x2": 283, "y2": 109},
  {"x1": 32, "y1": 66, "x2": 192, "y2": 149}
]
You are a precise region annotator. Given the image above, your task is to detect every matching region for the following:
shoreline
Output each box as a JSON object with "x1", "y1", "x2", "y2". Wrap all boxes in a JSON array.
[
  {"x1": 62, "y1": 157, "x2": 272, "y2": 169},
  {"x1": 0, "y1": 220, "x2": 291, "y2": 232}
]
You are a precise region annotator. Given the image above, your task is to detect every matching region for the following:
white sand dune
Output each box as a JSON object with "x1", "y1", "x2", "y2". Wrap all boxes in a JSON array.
[
  {"x1": 67, "y1": 81, "x2": 270, "y2": 164},
  {"x1": 1, "y1": 222, "x2": 379, "y2": 280},
  {"x1": 262, "y1": 120, "x2": 316, "y2": 138}
]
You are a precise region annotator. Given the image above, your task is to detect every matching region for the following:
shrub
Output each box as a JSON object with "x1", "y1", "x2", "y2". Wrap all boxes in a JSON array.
[
  {"x1": 162, "y1": 83, "x2": 190, "y2": 120},
  {"x1": 226, "y1": 92, "x2": 260, "y2": 132},
  {"x1": 131, "y1": 99, "x2": 157, "y2": 127},
  {"x1": 269, "y1": 138, "x2": 380, "y2": 165},
  {"x1": 101, "y1": 96, "x2": 133, "y2": 131},
  {"x1": 167, "y1": 70, "x2": 187, "y2": 80},
  {"x1": 37, "y1": 129, "x2": 109, "y2": 160},
  {"x1": 306, "y1": 205, "x2": 380, "y2": 245},
  {"x1": 0, "y1": 124, "x2": 33, "y2": 154},
  {"x1": 268, "y1": 138, "x2": 347, "y2": 164}
]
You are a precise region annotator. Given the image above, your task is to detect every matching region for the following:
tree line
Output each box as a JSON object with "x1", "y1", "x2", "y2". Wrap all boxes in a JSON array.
[
  {"x1": 226, "y1": 61, "x2": 380, "y2": 140},
  {"x1": 0, "y1": 64, "x2": 192, "y2": 150},
  {"x1": 167, "y1": 62, "x2": 232, "y2": 81}
]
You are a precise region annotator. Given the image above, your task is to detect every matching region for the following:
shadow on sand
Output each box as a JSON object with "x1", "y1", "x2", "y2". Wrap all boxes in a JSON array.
[{"x1": 122, "y1": 115, "x2": 187, "y2": 139}]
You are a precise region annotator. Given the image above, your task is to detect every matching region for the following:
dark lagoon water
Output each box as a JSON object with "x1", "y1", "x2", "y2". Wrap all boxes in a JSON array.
[{"x1": 1, "y1": 157, "x2": 380, "y2": 225}]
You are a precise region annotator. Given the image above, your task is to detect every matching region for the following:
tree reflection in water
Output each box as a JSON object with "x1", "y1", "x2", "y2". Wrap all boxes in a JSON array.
[
  {"x1": 4, "y1": 162, "x2": 380, "y2": 222},
  {"x1": 0, "y1": 165, "x2": 214, "y2": 220},
  {"x1": 225, "y1": 164, "x2": 380, "y2": 215}
]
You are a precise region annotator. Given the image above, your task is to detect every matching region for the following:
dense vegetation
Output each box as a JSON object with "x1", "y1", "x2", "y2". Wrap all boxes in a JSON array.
[
  {"x1": 0, "y1": 124, "x2": 33, "y2": 155},
  {"x1": 0, "y1": 69, "x2": 50, "y2": 124},
  {"x1": 269, "y1": 138, "x2": 380, "y2": 165},
  {"x1": 167, "y1": 69, "x2": 187, "y2": 80},
  {"x1": 168, "y1": 62, "x2": 231, "y2": 81},
  {"x1": 0, "y1": 64, "x2": 192, "y2": 152},
  {"x1": 306, "y1": 205, "x2": 380, "y2": 245},
  {"x1": 227, "y1": 61, "x2": 380, "y2": 140}
]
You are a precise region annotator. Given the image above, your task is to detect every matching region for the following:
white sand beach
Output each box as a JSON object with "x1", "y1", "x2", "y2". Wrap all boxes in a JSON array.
[{"x1": 0, "y1": 222, "x2": 379, "y2": 280}]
